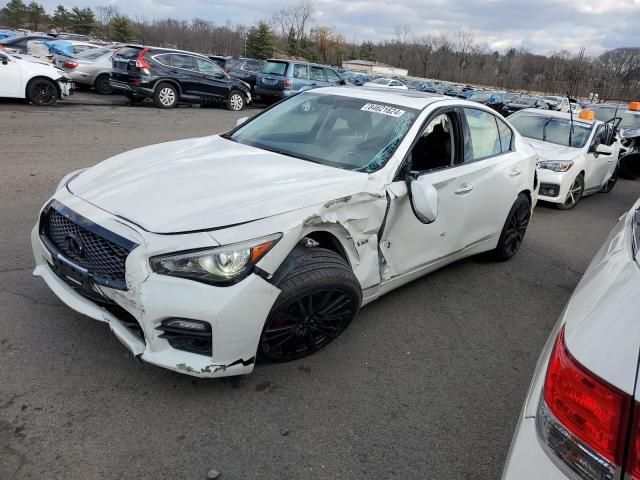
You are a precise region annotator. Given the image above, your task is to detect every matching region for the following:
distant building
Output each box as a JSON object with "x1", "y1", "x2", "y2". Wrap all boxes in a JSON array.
[{"x1": 341, "y1": 59, "x2": 408, "y2": 77}]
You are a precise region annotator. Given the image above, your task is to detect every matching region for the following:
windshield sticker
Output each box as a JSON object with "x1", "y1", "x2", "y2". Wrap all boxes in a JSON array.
[{"x1": 361, "y1": 103, "x2": 405, "y2": 117}]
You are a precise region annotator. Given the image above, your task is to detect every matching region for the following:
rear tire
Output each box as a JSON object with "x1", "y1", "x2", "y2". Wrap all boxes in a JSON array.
[
  {"x1": 226, "y1": 90, "x2": 245, "y2": 111},
  {"x1": 26, "y1": 78, "x2": 58, "y2": 106},
  {"x1": 492, "y1": 193, "x2": 531, "y2": 261},
  {"x1": 556, "y1": 173, "x2": 584, "y2": 210},
  {"x1": 153, "y1": 82, "x2": 178, "y2": 108},
  {"x1": 258, "y1": 246, "x2": 361, "y2": 363},
  {"x1": 93, "y1": 74, "x2": 112, "y2": 95}
]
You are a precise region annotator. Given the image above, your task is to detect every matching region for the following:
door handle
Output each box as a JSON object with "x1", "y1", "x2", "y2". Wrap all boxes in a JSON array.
[
  {"x1": 454, "y1": 184, "x2": 474, "y2": 195},
  {"x1": 509, "y1": 168, "x2": 522, "y2": 177}
]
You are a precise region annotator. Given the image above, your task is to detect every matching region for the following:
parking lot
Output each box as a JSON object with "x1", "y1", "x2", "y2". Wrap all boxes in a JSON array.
[{"x1": 0, "y1": 99, "x2": 638, "y2": 480}]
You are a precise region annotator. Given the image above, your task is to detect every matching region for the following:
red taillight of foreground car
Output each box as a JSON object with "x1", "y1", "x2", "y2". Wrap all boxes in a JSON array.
[
  {"x1": 283, "y1": 79, "x2": 292, "y2": 89},
  {"x1": 625, "y1": 407, "x2": 640, "y2": 479},
  {"x1": 135, "y1": 48, "x2": 151, "y2": 70},
  {"x1": 538, "y1": 326, "x2": 633, "y2": 480},
  {"x1": 63, "y1": 60, "x2": 78, "y2": 69}
]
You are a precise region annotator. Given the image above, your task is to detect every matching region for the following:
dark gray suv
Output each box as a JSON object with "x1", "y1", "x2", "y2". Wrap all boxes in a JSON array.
[{"x1": 254, "y1": 59, "x2": 345, "y2": 102}]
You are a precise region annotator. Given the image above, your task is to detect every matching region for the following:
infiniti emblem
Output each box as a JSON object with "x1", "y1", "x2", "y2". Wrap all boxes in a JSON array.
[{"x1": 64, "y1": 234, "x2": 84, "y2": 258}]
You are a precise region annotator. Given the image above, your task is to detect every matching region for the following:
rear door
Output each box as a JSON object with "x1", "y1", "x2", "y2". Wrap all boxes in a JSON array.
[
  {"x1": 459, "y1": 107, "x2": 527, "y2": 245},
  {"x1": 169, "y1": 54, "x2": 200, "y2": 96}
]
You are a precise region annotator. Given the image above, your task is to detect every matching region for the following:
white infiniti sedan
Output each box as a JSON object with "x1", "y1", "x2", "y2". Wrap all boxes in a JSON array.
[
  {"x1": 503, "y1": 197, "x2": 640, "y2": 480},
  {"x1": 509, "y1": 109, "x2": 621, "y2": 209},
  {"x1": 363, "y1": 78, "x2": 409, "y2": 90},
  {"x1": 0, "y1": 50, "x2": 73, "y2": 105},
  {"x1": 32, "y1": 87, "x2": 537, "y2": 377}
]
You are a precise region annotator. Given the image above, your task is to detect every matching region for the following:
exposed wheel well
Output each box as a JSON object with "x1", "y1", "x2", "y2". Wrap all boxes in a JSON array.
[
  {"x1": 154, "y1": 79, "x2": 181, "y2": 96},
  {"x1": 303, "y1": 231, "x2": 350, "y2": 266},
  {"x1": 519, "y1": 189, "x2": 531, "y2": 206},
  {"x1": 26, "y1": 76, "x2": 60, "y2": 98}
]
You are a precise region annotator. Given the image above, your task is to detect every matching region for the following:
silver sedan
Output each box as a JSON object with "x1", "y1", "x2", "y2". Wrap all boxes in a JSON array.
[{"x1": 53, "y1": 46, "x2": 119, "y2": 95}]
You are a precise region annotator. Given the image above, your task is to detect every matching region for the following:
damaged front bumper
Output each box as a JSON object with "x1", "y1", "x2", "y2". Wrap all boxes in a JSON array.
[{"x1": 31, "y1": 194, "x2": 282, "y2": 378}]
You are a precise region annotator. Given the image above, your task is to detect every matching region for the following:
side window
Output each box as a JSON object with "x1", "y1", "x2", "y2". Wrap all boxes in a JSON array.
[
  {"x1": 153, "y1": 54, "x2": 172, "y2": 66},
  {"x1": 310, "y1": 66, "x2": 327, "y2": 81},
  {"x1": 496, "y1": 117, "x2": 513, "y2": 152},
  {"x1": 244, "y1": 60, "x2": 261, "y2": 72},
  {"x1": 325, "y1": 68, "x2": 342, "y2": 83},
  {"x1": 196, "y1": 58, "x2": 223, "y2": 76},
  {"x1": 292, "y1": 64, "x2": 308, "y2": 79},
  {"x1": 464, "y1": 108, "x2": 502, "y2": 161},
  {"x1": 410, "y1": 112, "x2": 457, "y2": 173},
  {"x1": 591, "y1": 125, "x2": 608, "y2": 148},
  {"x1": 171, "y1": 54, "x2": 196, "y2": 70}
]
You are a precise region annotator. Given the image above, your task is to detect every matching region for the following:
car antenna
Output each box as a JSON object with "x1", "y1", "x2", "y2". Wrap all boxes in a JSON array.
[{"x1": 567, "y1": 92, "x2": 574, "y2": 147}]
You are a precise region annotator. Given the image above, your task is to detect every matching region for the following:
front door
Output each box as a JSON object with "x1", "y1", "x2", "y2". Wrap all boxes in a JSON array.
[
  {"x1": 585, "y1": 124, "x2": 617, "y2": 190},
  {"x1": 0, "y1": 53, "x2": 22, "y2": 97},
  {"x1": 194, "y1": 57, "x2": 230, "y2": 100}
]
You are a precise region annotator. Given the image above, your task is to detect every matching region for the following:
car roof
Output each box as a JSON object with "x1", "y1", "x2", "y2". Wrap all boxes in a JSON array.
[
  {"x1": 516, "y1": 108, "x2": 601, "y2": 126},
  {"x1": 120, "y1": 44, "x2": 210, "y2": 59},
  {"x1": 309, "y1": 86, "x2": 450, "y2": 110}
]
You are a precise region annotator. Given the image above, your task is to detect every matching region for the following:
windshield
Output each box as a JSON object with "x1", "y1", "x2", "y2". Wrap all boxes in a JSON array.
[
  {"x1": 515, "y1": 97, "x2": 538, "y2": 106},
  {"x1": 77, "y1": 47, "x2": 111, "y2": 59},
  {"x1": 261, "y1": 61, "x2": 287, "y2": 76},
  {"x1": 229, "y1": 92, "x2": 418, "y2": 172},
  {"x1": 509, "y1": 112, "x2": 593, "y2": 148},
  {"x1": 591, "y1": 106, "x2": 640, "y2": 129}
]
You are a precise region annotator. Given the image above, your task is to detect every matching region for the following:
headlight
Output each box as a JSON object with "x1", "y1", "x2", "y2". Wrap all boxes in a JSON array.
[
  {"x1": 56, "y1": 168, "x2": 87, "y2": 192},
  {"x1": 537, "y1": 160, "x2": 574, "y2": 172},
  {"x1": 149, "y1": 233, "x2": 282, "y2": 286}
]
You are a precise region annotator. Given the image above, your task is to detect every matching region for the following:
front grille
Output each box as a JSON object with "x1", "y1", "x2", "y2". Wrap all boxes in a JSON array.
[{"x1": 41, "y1": 200, "x2": 138, "y2": 289}]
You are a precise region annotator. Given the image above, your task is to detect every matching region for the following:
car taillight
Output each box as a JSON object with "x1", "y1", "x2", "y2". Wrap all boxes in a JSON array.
[
  {"x1": 135, "y1": 48, "x2": 151, "y2": 70},
  {"x1": 63, "y1": 61, "x2": 78, "y2": 69},
  {"x1": 538, "y1": 326, "x2": 633, "y2": 480},
  {"x1": 283, "y1": 79, "x2": 292, "y2": 89}
]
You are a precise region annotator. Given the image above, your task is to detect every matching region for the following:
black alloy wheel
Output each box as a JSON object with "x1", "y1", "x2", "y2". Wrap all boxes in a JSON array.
[
  {"x1": 27, "y1": 78, "x2": 57, "y2": 106},
  {"x1": 260, "y1": 288, "x2": 357, "y2": 361},
  {"x1": 493, "y1": 193, "x2": 531, "y2": 261},
  {"x1": 94, "y1": 74, "x2": 112, "y2": 95},
  {"x1": 258, "y1": 246, "x2": 361, "y2": 362}
]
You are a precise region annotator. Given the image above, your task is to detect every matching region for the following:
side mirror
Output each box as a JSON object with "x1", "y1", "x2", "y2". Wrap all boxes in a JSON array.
[
  {"x1": 594, "y1": 144, "x2": 613, "y2": 156},
  {"x1": 339, "y1": 78, "x2": 346, "y2": 85},
  {"x1": 1, "y1": 58, "x2": 8, "y2": 65},
  {"x1": 409, "y1": 178, "x2": 439, "y2": 223},
  {"x1": 236, "y1": 117, "x2": 248, "y2": 127}
]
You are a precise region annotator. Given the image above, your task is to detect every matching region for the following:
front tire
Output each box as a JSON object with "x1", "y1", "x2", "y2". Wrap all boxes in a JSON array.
[
  {"x1": 93, "y1": 74, "x2": 112, "y2": 95},
  {"x1": 492, "y1": 193, "x2": 531, "y2": 261},
  {"x1": 258, "y1": 246, "x2": 362, "y2": 362},
  {"x1": 556, "y1": 173, "x2": 584, "y2": 210},
  {"x1": 27, "y1": 78, "x2": 58, "y2": 106},
  {"x1": 227, "y1": 90, "x2": 245, "y2": 111},
  {"x1": 153, "y1": 82, "x2": 178, "y2": 108}
]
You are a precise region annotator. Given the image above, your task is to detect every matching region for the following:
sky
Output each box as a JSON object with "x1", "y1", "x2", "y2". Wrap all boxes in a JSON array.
[{"x1": 37, "y1": 0, "x2": 640, "y2": 55}]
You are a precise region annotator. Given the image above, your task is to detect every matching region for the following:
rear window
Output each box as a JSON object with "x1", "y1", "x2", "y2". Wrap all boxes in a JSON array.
[
  {"x1": 262, "y1": 61, "x2": 287, "y2": 76},
  {"x1": 114, "y1": 47, "x2": 142, "y2": 59},
  {"x1": 77, "y1": 48, "x2": 111, "y2": 59}
]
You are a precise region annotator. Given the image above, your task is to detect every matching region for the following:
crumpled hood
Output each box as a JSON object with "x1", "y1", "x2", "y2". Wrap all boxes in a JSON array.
[
  {"x1": 68, "y1": 135, "x2": 369, "y2": 234},
  {"x1": 526, "y1": 138, "x2": 581, "y2": 162}
]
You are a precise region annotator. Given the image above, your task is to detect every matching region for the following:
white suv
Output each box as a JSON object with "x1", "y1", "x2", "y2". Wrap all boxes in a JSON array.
[{"x1": 32, "y1": 87, "x2": 538, "y2": 377}]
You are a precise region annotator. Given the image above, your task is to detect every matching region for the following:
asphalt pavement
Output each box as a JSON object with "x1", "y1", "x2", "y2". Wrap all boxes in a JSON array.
[{"x1": 0, "y1": 98, "x2": 638, "y2": 480}]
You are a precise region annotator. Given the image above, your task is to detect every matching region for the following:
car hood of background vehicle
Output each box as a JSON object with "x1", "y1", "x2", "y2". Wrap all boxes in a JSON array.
[
  {"x1": 621, "y1": 127, "x2": 640, "y2": 139},
  {"x1": 67, "y1": 135, "x2": 369, "y2": 234},
  {"x1": 526, "y1": 138, "x2": 581, "y2": 162}
]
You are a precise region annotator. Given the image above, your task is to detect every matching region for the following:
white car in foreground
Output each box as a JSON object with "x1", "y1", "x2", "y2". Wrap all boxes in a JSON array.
[
  {"x1": 32, "y1": 87, "x2": 538, "y2": 377},
  {"x1": 503, "y1": 196, "x2": 640, "y2": 480},
  {"x1": 509, "y1": 109, "x2": 620, "y2": 209},
  {"x1": 0, "y1": 50, "x2": 73, "y2": 105},
  {"x1": 363, "y1": 78, "x2": 409, "y2": 90}
]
